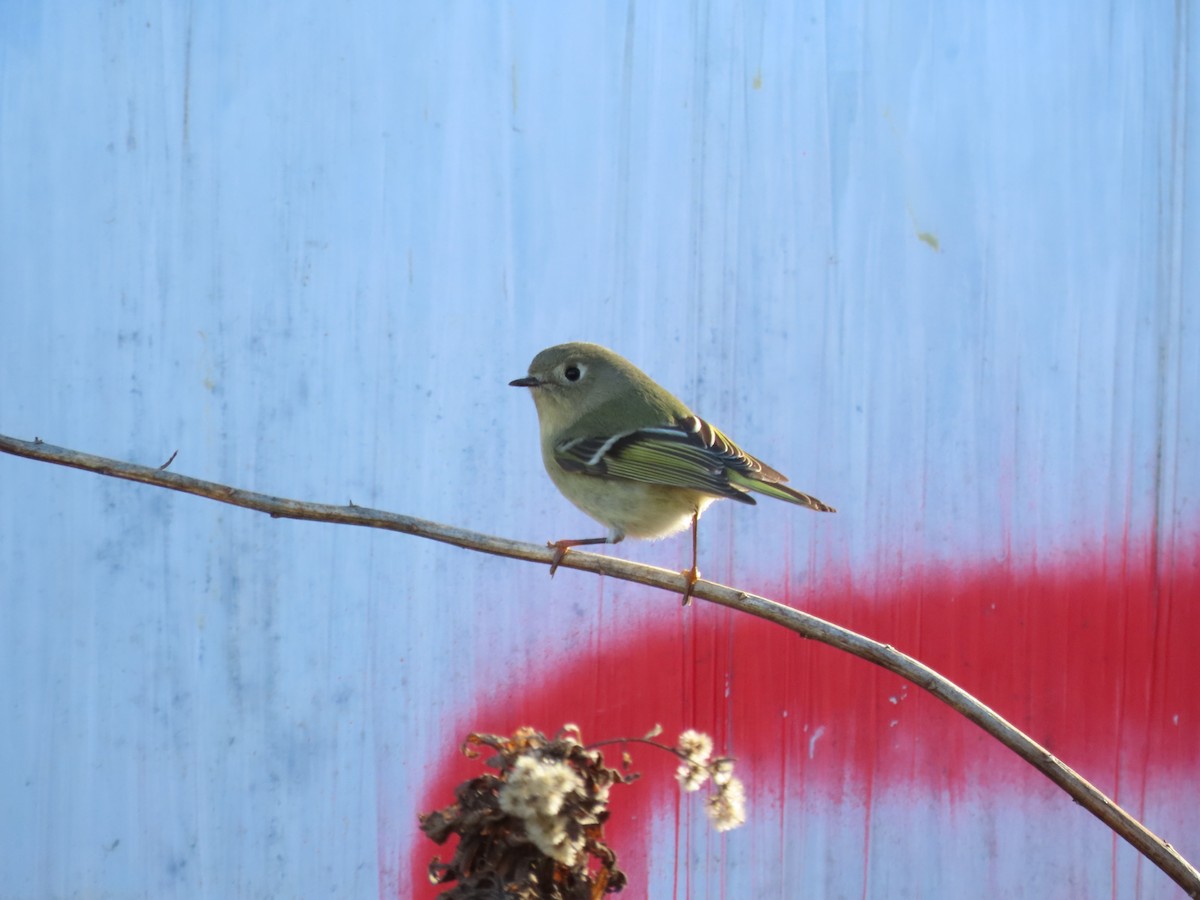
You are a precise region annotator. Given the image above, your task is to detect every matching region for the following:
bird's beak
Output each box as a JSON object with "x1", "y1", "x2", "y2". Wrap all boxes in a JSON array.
[{"x1": 509, "y1": 375, "x2": 540, "y2": 388}]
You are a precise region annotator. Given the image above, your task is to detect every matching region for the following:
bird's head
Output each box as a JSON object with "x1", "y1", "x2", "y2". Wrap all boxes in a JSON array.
[{"x1": 509, "y1": 342, "x2": 641, "y2": 433}]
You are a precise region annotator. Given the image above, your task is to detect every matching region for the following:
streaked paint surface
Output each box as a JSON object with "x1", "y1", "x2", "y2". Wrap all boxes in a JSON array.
[{"x1": 0, "y1": 2, "x2": 1195, "y2": 898}]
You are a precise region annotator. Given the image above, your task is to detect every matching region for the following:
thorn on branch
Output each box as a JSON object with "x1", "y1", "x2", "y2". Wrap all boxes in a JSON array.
[{"x1": 159, "y1": 450, "x2": 179, "y2": 470}]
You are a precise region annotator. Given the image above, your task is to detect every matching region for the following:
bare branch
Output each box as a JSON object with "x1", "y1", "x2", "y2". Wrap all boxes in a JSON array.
[{"x1": 1, "y1": 432, "x2": 1196, "y2": 897}]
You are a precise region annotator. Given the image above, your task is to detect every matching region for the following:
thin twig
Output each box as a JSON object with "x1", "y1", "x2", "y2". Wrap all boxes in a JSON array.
[
  {"x1": 586, "y1": 736, "x2": 687, "y2": 760},
  {"x1": 0, "y1": 432, "x2": 1196, "y2": 897}
]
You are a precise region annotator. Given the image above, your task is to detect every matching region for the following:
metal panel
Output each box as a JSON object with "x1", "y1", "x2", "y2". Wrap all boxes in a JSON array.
[{"x1": 0, "y1": 2, "x2": 1195, "y2": 897}]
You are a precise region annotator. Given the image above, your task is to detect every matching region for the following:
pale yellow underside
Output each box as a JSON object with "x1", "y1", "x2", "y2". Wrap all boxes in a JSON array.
[{"x1": 543, "y1": 452, "x2": 718, "y2": 541}]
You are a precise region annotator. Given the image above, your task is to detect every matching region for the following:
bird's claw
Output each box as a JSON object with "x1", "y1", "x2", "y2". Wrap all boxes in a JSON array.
[
  {"x1": 548, "y1": 541, "x2": 570, "y2": 577},
  {"x1": 680, "y1": 566, "x2": 701, "y2": 606}
]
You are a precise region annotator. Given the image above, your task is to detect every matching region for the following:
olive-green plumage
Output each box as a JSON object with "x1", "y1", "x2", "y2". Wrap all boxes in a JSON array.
[{"x1": 510, "y1": 342, "x2": 834, "y2": 548}]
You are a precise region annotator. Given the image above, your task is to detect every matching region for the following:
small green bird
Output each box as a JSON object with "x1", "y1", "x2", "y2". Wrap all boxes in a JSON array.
[{"x1": 510, "y1": 342, "x2": 834, "y2": 602}]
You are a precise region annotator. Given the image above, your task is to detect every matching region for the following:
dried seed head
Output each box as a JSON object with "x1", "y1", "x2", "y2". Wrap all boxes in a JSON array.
[{"x1": 706, "y1": 775, "x2": 747, "y2": 832}]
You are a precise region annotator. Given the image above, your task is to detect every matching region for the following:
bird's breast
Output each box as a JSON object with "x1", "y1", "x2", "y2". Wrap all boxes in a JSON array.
[{"x1": 542, "y1": 448, "x2": 716, "y2": 540}]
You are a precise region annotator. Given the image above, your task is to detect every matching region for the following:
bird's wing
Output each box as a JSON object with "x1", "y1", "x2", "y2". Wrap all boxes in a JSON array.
[{"x1": 553, "y1": 415, "x2": 768, "y2": 504}]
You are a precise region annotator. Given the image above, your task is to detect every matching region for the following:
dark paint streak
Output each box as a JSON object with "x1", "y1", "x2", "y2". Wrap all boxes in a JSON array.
[{"x1": 181, "y1": 5, "x2": 192, "y2": 148}]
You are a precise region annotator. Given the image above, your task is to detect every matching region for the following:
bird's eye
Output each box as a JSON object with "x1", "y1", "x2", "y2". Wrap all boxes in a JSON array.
[{"x1": 564, "y1": 365, "x2": 582, "y2": 382}]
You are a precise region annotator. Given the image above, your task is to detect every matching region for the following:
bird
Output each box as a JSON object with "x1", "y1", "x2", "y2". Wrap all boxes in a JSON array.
[{"x1": 510, "y1": 342, "x2": 834, "y2": 603}]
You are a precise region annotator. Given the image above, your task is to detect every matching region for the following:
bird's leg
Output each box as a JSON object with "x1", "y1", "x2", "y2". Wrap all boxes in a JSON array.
[
  {"x1": 547, "y1": 534, "x2": 623, "y2": 576},
  {"x1": 681, "y1": 510, "x2": 701, "y2": 606}
]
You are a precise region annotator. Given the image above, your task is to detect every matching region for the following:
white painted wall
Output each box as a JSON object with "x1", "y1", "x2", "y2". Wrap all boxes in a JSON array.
[{"x1": 1, "y1": 3, "x2": 1196, "y2": 897}]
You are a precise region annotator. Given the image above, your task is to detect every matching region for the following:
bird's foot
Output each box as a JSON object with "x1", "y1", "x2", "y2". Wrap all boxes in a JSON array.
[
  {"x1": 545, "y1": 535, "x2": 617, "y2": 576},
  {"x1": 680, "y1": 566, "x2": 701, "y2": 606},
  {"x1": 548, "y1": 541, "x2": 572, "y2": 576}
]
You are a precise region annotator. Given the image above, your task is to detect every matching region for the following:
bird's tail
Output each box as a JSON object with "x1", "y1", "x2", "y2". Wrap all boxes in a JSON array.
[{"x1": 729, "y1": 470, "x2": 836, "y2": 512}]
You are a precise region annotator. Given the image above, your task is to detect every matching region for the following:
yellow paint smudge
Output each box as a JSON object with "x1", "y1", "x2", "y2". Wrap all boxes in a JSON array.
[{"x1": 905, "y1": 203, "x2": 940, "y2": 252}]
